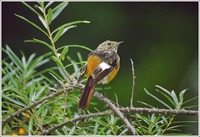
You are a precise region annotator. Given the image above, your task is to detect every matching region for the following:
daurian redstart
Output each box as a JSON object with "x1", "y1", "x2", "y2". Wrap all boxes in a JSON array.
[{"x1": 78, "y1": 40, "x2": 123, "y2": 109}]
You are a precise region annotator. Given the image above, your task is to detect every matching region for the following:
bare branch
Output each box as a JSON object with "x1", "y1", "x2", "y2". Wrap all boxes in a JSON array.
[
  {"x1": 93, "y1": 91, "x2": 138, "y2": 135},
  {"x1": 39, "y1": 106, "x2": 198, "y2": 135},
  {"x1": 120, "y1": 107, "x2": 198, "y2": 116},
  {"x1": 130, "y1": 59, "x2": 136, "y2": 108}
]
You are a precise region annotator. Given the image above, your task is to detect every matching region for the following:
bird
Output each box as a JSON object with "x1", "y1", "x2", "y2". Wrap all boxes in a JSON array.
[{"x1": 78, "y1": 40, "x2": 123, "y2": 109}]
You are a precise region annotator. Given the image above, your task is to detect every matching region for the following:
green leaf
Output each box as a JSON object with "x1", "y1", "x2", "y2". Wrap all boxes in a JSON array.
[
  {"x1": 67, "y1": 56, "x2": 79, "y2": 73},
  {"x1": 10, "y1": 88, "x2": 30, "y2": 104},
  {"x1": 25, "y1": 77, "x2": 44, "y2": 89},
  {"x1": 156, "y1": 85, "x2": 171, "y2": 95},
  {"x1": 47, "y1": 69, "x2": 62, "y2": 81},
  {"x1": 45, "y1": 1, "x2": 54, "y2": 9},
  {"x1": 156, "y1": 89, "x2": 175, "y2": 108},
  {"x1": 69, "y1": 125, "x2": 76, "y2": 135},
  {"x1": 52, "y1": 56, "x2": 64, "y2": 68},
  {"x1": 182, "y1": 96, "x2": 198, "y2": 106},
  {"x1": 4, "y1": 45, "x2": 23, "y2": 72},
  {"x1": 35, "y1": 103, "x2": 46, "y2": 114},
  {"x1": 60, "y1": 47, "x2": 69, "y2": 61},
  {"x1": 58, "y1": 45, "x2": 93, "y2": 52},
  {"x1": 2, "y1": 62, "x2": 20, "y2": 85},
  {"x1": 170, "y1": 90, "x2": 179, "y2": 107},
  {"x1": 22, "y1": 55, "x2": 27, "y2": 70},
  {"x1": 144, "y1": 88, "x2": 172, "y2": 109},
  {"x1": 15, "y1": 14, "x2": 48, "y2": 37},
  {"x1": 58, "y1": 66, "x2": 70, "y2": 80},
  {"x1": 93, "y1": 122, "x2": 99, "y2": 134},
  {"x1": 22, "y1": 55, "x2": 49, "y2": 80},
  {"x1": 47, "y1": 8, "x2": 53, "y2": 25},
  {"x1": 41, "y1": 107, "x2": 48, "y2": 117},
  {"x1": 38, "y1": 15, "x2": 48, "y2": 29},
  {"x1": 53, "y1": 26, "x2": 76, "y2": 43},
  {"x1": 28, "y1": 116, "x2": 34, "y2": 135},
  {"x1": 34, "y1": 86, "x2": 48, "y2": 101},
  {"x1": 167, "y1": 125, "x2": 185, "y2": 131},
  {"x1": 119, "y1": 128, "x2": 128, "y2": 135},
  {"x1": 53, "y1": 26, "x2": 64, "y2": 43},
  {"x1": 137, "y1": 100, "x2": 154, "y2": 108},
  {"x1": 77, "y1": 52, "x2": 83, "y2": 64},
  {"x1": 183, "y1": 105, "x2": 198, "y2": 109},
  {"x1": 179, "y1": 89, "x2": 187, "y2": 104},
  {"x1": 25, "y1": 38, "x2": 53, "y2": 51},
  {"x1": 49, "y1": 72, "x2": 63, "y2": 85},
  {"x1": 3, "y1": 95, "x2": 26, "y2": 107},
  {"x1": 34, "y1": 4, "x2": 43, "y2": 13},
  {"x1": 26, "y1": 53, "x2": 36, "y2": 67},
  {"x1": 38, "y1": 2, "x2": 44, "y2": 9},
  {"x1": 52, "y1": 20, "x2": 90, "y2": 34},
  {"x1": 136, "y1": 114, "x2": 150, "y2": 125},
  {"x1": 22, "y1": 2, "x2": 41, "y2": 17},
  {"x1": 52, "y1": 2, "x2": 68, "y2": 21},
  {"x1": 26, "y1": 56, "x2": 49, "y2": 75},
  {"x1": 161, "y1": 115, "x2": 169, "y2": 124}
]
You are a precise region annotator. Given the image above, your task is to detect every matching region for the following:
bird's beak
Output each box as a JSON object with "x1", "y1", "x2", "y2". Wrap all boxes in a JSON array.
[{"x1": 117, "y1": 41, "x2": 124, "y2": 45}]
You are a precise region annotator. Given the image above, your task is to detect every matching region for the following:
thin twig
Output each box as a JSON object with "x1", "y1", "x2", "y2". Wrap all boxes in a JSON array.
[
  {"x1": 42, "y1": 5, "x2": 73, "y2": 82},
  {"x1": 93, "y1": 91, "x2": 138, "y2": 135},
  {"x1": 161, "y1": 115, "x2": 174, "y2": 134},
  {"x1": 114, "y1": 93, "x2": 119, "y2": 108},
  {"x1": 130, "y1": 59, "x2": 135, "y2": 108}
]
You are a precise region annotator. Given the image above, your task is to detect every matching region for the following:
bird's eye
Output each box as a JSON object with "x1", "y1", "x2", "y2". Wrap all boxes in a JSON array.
[{"x1": 107, "y1": 42, "x2": 112, "y2": 46}]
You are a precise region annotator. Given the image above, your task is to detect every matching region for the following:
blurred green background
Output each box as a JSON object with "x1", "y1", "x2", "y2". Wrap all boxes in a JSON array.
[{"x1": 2, "y1": 2, "x2": 198, "y2": 134}]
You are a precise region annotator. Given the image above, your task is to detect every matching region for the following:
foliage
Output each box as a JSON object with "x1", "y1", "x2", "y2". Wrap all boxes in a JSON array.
[
  {"x1": 2, "y1": 2, "x2": 197, "y2": 135},
  {"x1": 135, "y1": 85, "x2": 197, "y2": 135}
]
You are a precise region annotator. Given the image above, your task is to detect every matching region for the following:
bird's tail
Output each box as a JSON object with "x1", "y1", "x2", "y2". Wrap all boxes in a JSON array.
[{"x1": 78, "y1": 77, "x2": 94, "y2": 109}]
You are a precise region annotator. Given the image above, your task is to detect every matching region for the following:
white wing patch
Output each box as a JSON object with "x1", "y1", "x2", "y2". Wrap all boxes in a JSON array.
[
  {"x1": 99, "y1": 62, "x2": 111, "y2": 84},
  {"x1": 99, "y1": 62, "x2": 111, "y2": 70},
  {"x1": 91, "y1": 62, "x2": 112, "y2": 84}
]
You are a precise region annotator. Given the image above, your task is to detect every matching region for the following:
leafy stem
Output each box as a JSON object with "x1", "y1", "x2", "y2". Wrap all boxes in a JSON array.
[
  {"x1": 17, "y1": 2, "x2": 90, "y2": 82},
  {"x1": 40, "y1": 6, "x2": 57, "y2": 55}
]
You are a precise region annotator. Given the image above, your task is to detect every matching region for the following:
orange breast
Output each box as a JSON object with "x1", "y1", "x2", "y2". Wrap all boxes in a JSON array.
[{"x1": 85, "y1": 55, "x2": 102, "y2": 77}]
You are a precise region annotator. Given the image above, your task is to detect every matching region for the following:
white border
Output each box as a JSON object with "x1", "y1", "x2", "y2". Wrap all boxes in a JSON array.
[
  {"x1": 0, "y1": 0, "x2": 2, "y2": 136},
  {"x1": 0, "y1": 0, "x2": 199, "y2": 137},
  {"x1": 0, "y1": 0, "x2": 199, "y2": 1},
  {"x1": 198, "y1": 1, "x2": 200, "y2": 136}
]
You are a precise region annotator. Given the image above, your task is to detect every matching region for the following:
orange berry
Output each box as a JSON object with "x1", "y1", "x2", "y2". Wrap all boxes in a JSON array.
[{"x1": 18, "y1": 127, "x2": 26, "y2": 135}]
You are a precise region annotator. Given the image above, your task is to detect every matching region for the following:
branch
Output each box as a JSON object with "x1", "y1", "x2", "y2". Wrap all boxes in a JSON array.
[
  {"x1": 130, "y1": 59, "x2": 136, "y2": 107},
  {"x1": 120, "y1": 107, "x2": 198, "y2": 116},
  {"x1": 76, "y1": 83, "x2": 137, "y2": 134},
  {"x1": 3, "y1": 82, "x2": 198, "y2": 134},
  {"x1": 93, "y1": 91, "x2": 138, "y2": 135},
  {"x1": 39, "y1": 106, "x2": 198, "y2": 135}
]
